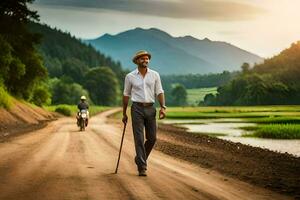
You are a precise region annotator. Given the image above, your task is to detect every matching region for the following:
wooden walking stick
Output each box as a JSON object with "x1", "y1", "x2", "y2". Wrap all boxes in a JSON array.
[{"x1": 114, "y1": 122, "x2": 127, "y2": 174}]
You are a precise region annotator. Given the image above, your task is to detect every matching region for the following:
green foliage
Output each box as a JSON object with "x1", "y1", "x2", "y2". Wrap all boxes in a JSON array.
[
  {"x1": 0, "y1": 35, "x2": 13, "y2": 80},
  {"x1": 162, "y1": 71, "x2": 236, "y2": 106},
  {"x1": 211, "y1": 42, "x2": 300, "y2": 105},
  {"x1": 0, "y1": 0, "x2": 48, "y2": 101},
  {"x1": 30, "y1": 86, "x2": 51, "y2": 106},
  {"x1": 88, "y1": 106, "x2": 111, "y2": 116},
  {"x1": 0, "y1": 86, "x2": 13, "y2": 109},
  {"x1": 245, "y1": 124, "x2": 300, "y2": 139},
  {"x1": 61, "y1": 58, "x2": 88, "y2": 84},
  {"x1": 8, "y1": 52, "x2": 47, "y2": 99},
  {"x1": 162, "y1": 70, "x2": 235, "y2": 89},
  {"x1": 0, "y1": 0, "x2": 39, "y2": 23},
  {"x1": 49, "y1": 78, "x2": 91, "y2": 105},
  {"x1": 54, "y1": 105, "x2": 72, "y2": 116},
  {"x1": 84, "y1": 67, "x2": 120, "y2": 106},
  {"x1": 169, "y1": 84, "x2": 187, "y2": 106},
  {"x1": 241, "y1": 62, "x2": 250, "y2": 74},
  {"x1": 202, "y1": 93, "x2": 216, "y2": 106}
]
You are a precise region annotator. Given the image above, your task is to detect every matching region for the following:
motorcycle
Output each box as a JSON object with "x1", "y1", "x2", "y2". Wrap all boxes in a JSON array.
[{"x1": 78, "y1": 109, "x2": 88, "y2": 131}]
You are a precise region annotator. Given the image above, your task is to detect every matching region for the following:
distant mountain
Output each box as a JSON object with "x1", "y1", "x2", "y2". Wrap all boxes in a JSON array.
[{"x1": 86, "y1": 28, "x2": 263, "y2": 75}]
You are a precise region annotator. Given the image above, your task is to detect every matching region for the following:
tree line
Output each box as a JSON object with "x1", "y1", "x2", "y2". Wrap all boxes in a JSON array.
[
  {"x1": 203, "y1": 42, "x2": 300, "y2": 106},
  {"x1": 161, "y1": 71, "x2": 236, "y2": 106},
  {"x1": 161, "y1": 71, "x2": 236, "y2": 89}
]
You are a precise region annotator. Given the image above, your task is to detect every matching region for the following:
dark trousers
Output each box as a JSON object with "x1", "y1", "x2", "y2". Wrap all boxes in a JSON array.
[{"x1": 131, "y1": 102, "x2": 157, "y2": 171}]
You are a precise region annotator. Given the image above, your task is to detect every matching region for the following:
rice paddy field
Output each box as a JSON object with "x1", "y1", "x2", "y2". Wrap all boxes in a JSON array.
[
  {"x1": 164, "y1": 105, "x2": 300, "y2": 140},
  {"x1": 242, "y1": 124, "x2": 300, "y2": 139}
]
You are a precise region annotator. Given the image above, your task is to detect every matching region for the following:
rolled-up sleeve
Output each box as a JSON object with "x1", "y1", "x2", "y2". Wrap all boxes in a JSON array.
[
  {"x1": 155, "y1": 73, "x2": 164, "y2": 96},
  {"x1": 123, "y1": 74, "x2": 132, "y2": 97}
]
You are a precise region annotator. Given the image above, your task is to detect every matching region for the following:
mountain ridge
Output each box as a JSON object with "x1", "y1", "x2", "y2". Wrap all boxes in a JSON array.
[{"x1": 86, "y1": 27, "x2": 263, "y2": 75}]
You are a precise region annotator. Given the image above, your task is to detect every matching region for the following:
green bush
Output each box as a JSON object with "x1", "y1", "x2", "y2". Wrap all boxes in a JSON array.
[
  {"x1": 55, "y1": 106, "x2": 72, "y2": 116},
  {"x1": 49, "y1": 78, "x2": 91, "y2": 105},
  {"x1": 31, "y1": 87, "x2": 51, "y2": 106},
  {"x1": 0, "y1": 86, "x2": 12, "y2": 109}
]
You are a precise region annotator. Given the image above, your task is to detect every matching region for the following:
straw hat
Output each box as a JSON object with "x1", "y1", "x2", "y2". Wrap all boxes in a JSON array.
[{"x1": 132, "y1": 50, "x2": 151, "y2": 64}]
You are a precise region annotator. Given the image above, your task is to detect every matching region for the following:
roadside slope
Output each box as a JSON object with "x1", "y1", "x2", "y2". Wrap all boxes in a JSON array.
[{"x1": 0, "y1": 99, "x2": 55, "y2": 140}]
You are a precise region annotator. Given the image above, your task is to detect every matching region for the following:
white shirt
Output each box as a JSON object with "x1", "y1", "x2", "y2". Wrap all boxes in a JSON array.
[{"x1": 123, "y1": 68, "x2": 164, "y2": 103}]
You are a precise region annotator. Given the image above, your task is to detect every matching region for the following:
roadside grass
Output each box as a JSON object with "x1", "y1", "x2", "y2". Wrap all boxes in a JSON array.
[
  {"x1": 0, "y1": 86, "x2": 13, "y2": 109},
  {"x1": 45, "y1": 105, "x2": 111, "y2": 116},
  {"x1": 242, "y1": 124, "x2": 300, "y2": 139},
  {"x1": 108, "y1": 110, "x2": 123, "y2": 119}
]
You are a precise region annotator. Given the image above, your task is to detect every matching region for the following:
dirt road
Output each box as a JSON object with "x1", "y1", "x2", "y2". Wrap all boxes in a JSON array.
[{"x1": 0, "y1": 109, "x2": 291, "y2": 200}]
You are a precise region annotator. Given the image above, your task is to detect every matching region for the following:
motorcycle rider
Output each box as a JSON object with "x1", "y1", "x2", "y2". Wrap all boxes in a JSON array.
[{"x1": 77, "y1": 96, "x2": 89, "y2": 127}]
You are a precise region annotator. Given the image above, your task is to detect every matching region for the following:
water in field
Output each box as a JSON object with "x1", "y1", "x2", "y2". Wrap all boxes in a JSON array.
[
  {"x1": 218, "y1": 136, "x2": 300, "y2": 157},
  {"x1": 162, "y1": 119, "x2": 300, "y2": 157}
]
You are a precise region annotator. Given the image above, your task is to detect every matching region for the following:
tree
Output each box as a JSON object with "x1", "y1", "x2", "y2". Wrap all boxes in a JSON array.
[
  {"x1": 31, "y1": 86, "x2": 51, "y2": 106},
  {"x1": 0, "y1": 35, "x2": 12, "y2": 83},
  {"x1": 62, "y1": 58, "x2": 89, "y2": 84},
  {"x1": 241, "y1": 62, "x2": 250, "y2": 74},
  {"x1": 170, "y1": 84, "x2": 187, "y2": 106},
  {"x1": 49, "y1": 78, "x2": 91, "y2": 105},
  {"x1": 241, "y1": 74, "x2": 268, "y2": 105},
  {"x1": 203, "y1": 93, "x2": 216, "y2": 106},
  {"x1": 0, "y1": 0, "x2": 47, "y2": 99},
  {"x1": 0, "y1": 0, "x2": 39, "y2": 23},
  {"x1": 84, "y1": 67, "x2": 120, "y2": 105}
]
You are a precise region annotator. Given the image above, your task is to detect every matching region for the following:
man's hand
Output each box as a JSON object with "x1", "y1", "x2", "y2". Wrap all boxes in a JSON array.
[
  {"x1": 159, "y1": 107, "x2": 166, "y2": 119},
  {"x1": 122, "y1": 114, "x2": 128, "y2": 124}
]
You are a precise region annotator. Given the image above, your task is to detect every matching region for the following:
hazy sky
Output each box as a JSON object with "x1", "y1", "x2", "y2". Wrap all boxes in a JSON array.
[{"x1": 32, "y1": 0, "x2": 300, "y2": 58}]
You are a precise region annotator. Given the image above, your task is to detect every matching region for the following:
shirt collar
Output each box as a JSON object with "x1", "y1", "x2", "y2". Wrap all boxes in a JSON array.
[{"x1": 135, "y1": 68, "x2": 151, "y2": 75}]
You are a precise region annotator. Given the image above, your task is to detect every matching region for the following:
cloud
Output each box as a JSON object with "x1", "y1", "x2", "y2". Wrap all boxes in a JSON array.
[{"x1": 34, "y1": 0, "x2": 265, "y2": 21}]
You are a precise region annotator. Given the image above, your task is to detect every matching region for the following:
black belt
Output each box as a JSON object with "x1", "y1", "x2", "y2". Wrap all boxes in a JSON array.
[{"x1": 133, "y1": 102, "x2": 154, "y2": 107}]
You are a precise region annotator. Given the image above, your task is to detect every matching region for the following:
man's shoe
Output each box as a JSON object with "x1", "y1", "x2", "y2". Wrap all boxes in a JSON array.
[{"x1": 138, "y1": 169, "x2": 147, "y2": 176}]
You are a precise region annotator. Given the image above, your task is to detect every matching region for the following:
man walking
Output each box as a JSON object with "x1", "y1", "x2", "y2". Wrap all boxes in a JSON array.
[{"x1": 122, "y1": 50, "x2": 166, "y2": 176}]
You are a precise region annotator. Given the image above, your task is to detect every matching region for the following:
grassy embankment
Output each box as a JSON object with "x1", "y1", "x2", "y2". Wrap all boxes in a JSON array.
[
  {"x1": 0, "y1": 87, "x2": 13, "y2": 109},
  {"x1": 0, "y1": 86, "x2": 110, "y2": 119},
  {"x1": 166, "y1": 106, "x2": 300, "y2": 139}
]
